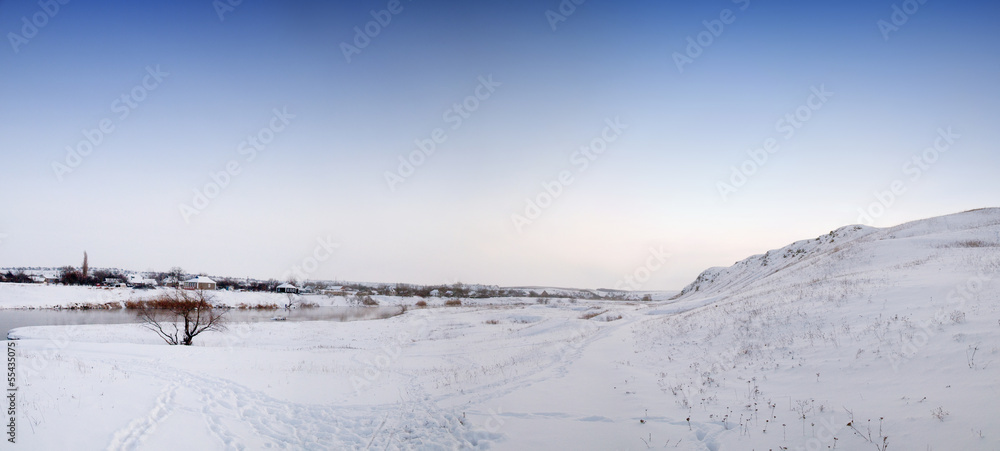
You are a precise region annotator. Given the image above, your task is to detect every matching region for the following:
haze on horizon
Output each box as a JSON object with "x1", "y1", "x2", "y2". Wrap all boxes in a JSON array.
[{"x1": 1, "y1": 0, "x2": 997, "y2": 290}]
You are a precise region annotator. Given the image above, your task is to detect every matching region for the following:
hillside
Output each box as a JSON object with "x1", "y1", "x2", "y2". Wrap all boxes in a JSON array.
[
  {"x1": 634, "y1": 207, "x2": 1000, "y2": 449},
  {"x1": 677, "y1": 208, "x2": 1000, "y2": 300}
]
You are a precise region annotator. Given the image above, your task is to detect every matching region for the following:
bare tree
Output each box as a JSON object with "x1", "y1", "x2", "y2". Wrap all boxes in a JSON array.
[
  {"x1": 167, "y1": 267, "x2": 185, "y2": 287},
  {"x1": 59, "y1": 265, "x2": 83, "y2": 285},
  {"x1": 132, "y1": 290, "x2": 227, "y2": 345}
]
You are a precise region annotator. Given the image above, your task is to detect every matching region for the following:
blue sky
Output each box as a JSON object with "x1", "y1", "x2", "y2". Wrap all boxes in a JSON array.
[{"x1": 1, "y1": 0, "x2": 997, "y2": 289}]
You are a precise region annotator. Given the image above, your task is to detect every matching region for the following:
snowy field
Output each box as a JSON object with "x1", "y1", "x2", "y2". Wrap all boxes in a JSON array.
[{"x1": 4, "y1": 209, "x2": 1000, "y2": 450}]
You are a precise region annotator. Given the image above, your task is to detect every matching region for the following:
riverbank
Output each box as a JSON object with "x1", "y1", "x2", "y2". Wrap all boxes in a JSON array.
[{"x1": 0, "y1": 283, "x2": 295, "y2": 309}]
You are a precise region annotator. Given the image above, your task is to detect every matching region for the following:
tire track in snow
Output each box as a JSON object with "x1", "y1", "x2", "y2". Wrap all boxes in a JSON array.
[{"x1": 430, "y1": 315, "x2": 624, "y2": 409}]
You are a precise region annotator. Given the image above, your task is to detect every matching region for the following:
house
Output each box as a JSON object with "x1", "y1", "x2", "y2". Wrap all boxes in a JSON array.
[
  {"x1": 183, "y1": 276, "x2": 217, "y2": 290},
  {"x1": 319, "y1": 285, "x2": 349, "y2": 296},
  {"x1": 127, "y1": 274, "x2": 158, "y2": 288},
  {"x1": 276, "y1": 283, "x2": 299, "y2": 294}
]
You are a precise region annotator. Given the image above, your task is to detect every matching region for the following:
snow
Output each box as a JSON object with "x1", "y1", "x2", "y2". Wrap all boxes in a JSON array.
[
  {"x1": 3, "y1": 208, "x2": 1000, "y2": 449},
  {"x1": 0, "y1": 284, "x2": 299, "y2": 310}
]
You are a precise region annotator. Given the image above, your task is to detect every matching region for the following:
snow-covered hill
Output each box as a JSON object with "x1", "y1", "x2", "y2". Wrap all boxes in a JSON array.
[
  {"x1": 635, "y1": 207, "x2": 1000, "y2": 450},
  {"x1": 678, "y1": 208, "x2": 1000, "y2": 300}
]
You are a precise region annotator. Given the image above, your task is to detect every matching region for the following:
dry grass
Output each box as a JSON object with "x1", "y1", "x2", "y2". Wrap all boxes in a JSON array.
[
  {"x1": 579, "y1": 310, "x2": 606, "y2": 320},
  {"x1": 231, "y1": 303, "x2": 279, "y2": 310},
  {"x1": 68, "y1": 302, "x2": 120, "y2": 310},
  {"x1": 940, "y1": 239, "x2": 998, "y2": 248},
  {"x1": 444, "y1": 299, "x2": 462, "y2": 307}
]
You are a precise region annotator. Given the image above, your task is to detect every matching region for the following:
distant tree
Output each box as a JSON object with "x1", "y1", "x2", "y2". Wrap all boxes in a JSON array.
[
  {"x1": 6, "y1": 271, "x2": 33, "y2": 284},
  {"x1": 91, "y1": 269, "x2": 124, "y2": 286},
  {"x1": 265, "y1": 279, "x2": 280, "y2": 292},
  {"x1": 168, "y1": 267, "x2": 185, "y2": 286},
  {"x1": 215, "y1": 277, "x2": 240, "y2": 291},
  {"x1": 132, "y1": 290, "x2": 227, "y2": 346},
  {"x1": 59, "y1": 266, "x2": 83, "y2": 285},
  {"x1": 81, "y1": 251, "x2": 89, "y2": 279}
]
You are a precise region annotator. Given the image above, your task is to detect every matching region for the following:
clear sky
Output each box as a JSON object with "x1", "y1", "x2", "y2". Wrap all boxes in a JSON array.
[{"x1": 1, "y1": 0, "x2": 997, "y2": 290}]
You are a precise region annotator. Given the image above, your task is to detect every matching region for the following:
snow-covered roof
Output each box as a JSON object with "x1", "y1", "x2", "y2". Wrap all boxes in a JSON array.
[
  {"x1": 127, "y1": 274, "x2": 157, "y2": 284},
  {"x1": 276, "y1": 283, "x2": 298, "y2": 289},
  {"x1": 185, "y1": 276, "x2": 216, "y2": 283}
]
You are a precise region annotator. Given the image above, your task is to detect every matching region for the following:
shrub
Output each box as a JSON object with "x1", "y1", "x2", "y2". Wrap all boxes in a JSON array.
[
  {"x1": 350, "y1": 295, "x2": 379, "y2": 306},
  {"x1": 445, "y1": 299, "x2": 462, "y2": 307},
  {"x1": 579, "y1": 310, "x2": 606, "y2": 320},
  {"x1": 415, "y1": 300, "x2": 428, "y2": 308}
]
